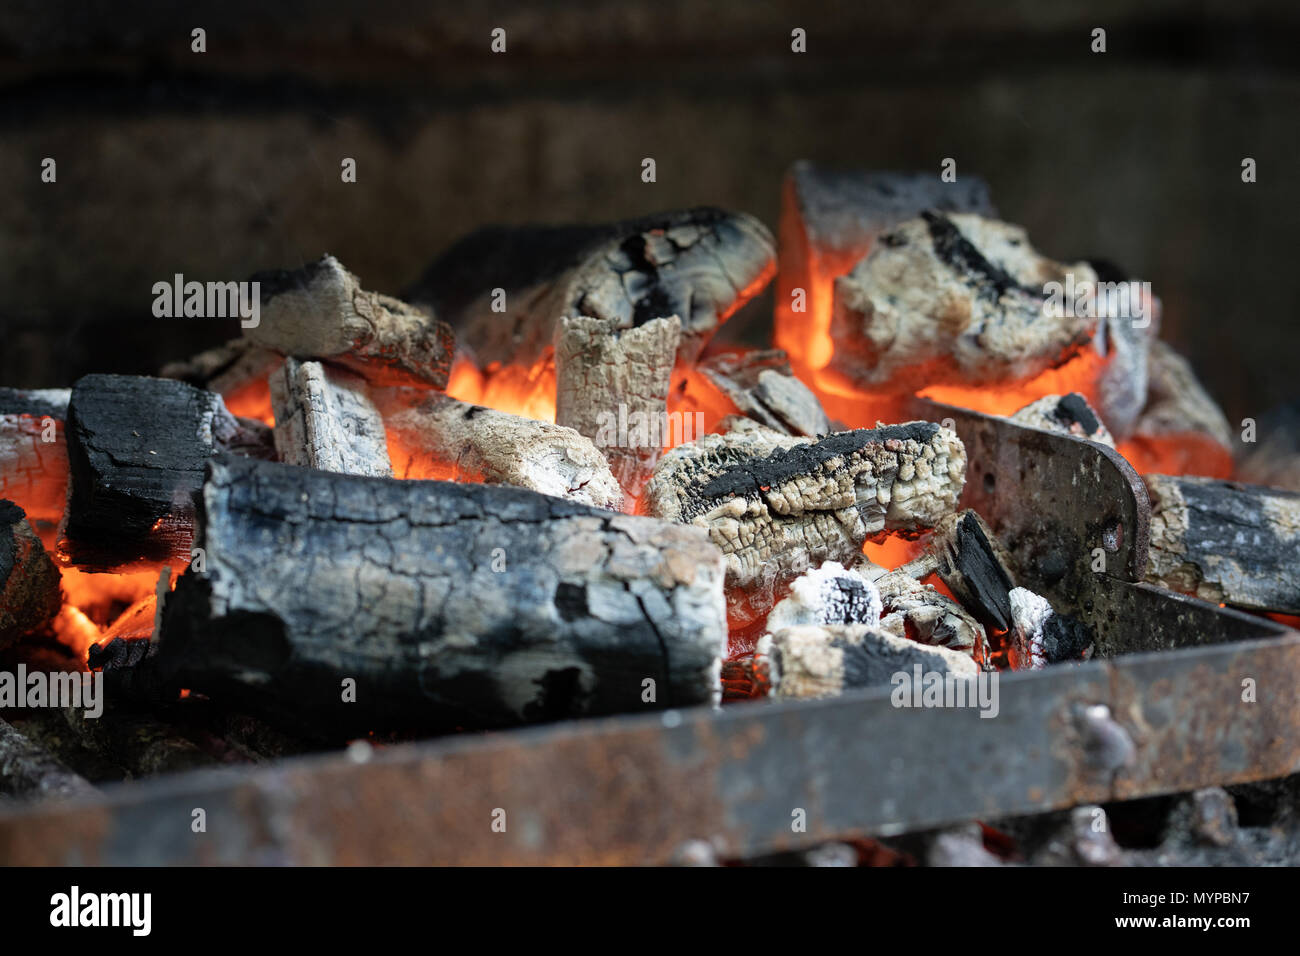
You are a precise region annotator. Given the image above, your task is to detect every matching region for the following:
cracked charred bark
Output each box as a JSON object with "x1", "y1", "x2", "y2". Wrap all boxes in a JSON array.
[
  {"x1": 270, "y1": 358, "x2": 392, "y2": 477},
  {"x1": 158, "y1": 456, "x2": 726, "y2": 736}
]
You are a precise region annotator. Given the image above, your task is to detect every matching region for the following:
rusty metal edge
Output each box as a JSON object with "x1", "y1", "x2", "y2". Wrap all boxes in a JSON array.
[{"x1": 2, "y1": 614, "x2": 1296, "y2": 866}]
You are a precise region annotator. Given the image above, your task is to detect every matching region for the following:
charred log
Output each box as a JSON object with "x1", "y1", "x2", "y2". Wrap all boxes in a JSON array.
[
  {"x1": 270, "y1": 358, "x2": 391, "y2": 476},
  {"x1": 404, "y1": 208, "x2": 776, "y2": 371},
  {"x1": 158, "y1": 456, "x2": 726, "y2": 736},
  {"x1": 554, "y1": 313, "x2": 679, "y2": 499},
  {"x1": 697, "y1": 349, "x2": 831, "y2": 437},
  {"x1": 641, "y1": 419, "x2": 965, "y2": 593},
  {"x1": 1144, "y1": 474, "x2": 1300, "y2": 614},
  {"x1": 376, "y1": 389, "x2": 623, "y2": 510},
  {"x1": 830, "y1": 213, "x2": 1098, "y2": 391},
  {"x1": 0, "y1": 502, "x2": 61, "y2": 649},
  {"x1": 248, "y1": 255, "x2": 455, "y2": 389},
  {"x1": 61, "y1": 374, "x2": 272, "y2": 570}
]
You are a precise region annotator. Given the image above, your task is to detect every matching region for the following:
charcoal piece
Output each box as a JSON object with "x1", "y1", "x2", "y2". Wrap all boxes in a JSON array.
[
  {"x1": 376, "y1": 388, "x2": 623, "y2": 510},
  {"x1": 60, "y1": 374, "x2": 271, "y2": 571},
  {"x1": 1126, "y1": 340, "x2": 1234, "y2": 477},
  {"x1": 830, "y1": 212, "x2": 1099, "y2": 391},
  {"x1": 0, "y1": 717, "x2": 97, "y2": 801},
  {"x1": 873, "y1": 570, "x2": 986, "y2": 657},
  {"x1": 270, "y1": 358, "x2": 392, "y2": 477},
  {"x1": 158, "y1": 456, "x2": 726, "y2": 736},
  {"x1": 1007, "y1": 587, "x2": 1094, "y2": 668},
  {"x1": 766, "y1": 561, "x2": 882, "y2": 631},
  {"x1": 906, "y1": 510, "x2": 1018, "y2": 634},
  {"x1": 1144, "y1": 474, "x2": 1300, "y2": 614},
  {"x1": 0, "y1": 388, "x2": 70, "y2": 524},
  {"x1": 0, "y1": 501, "x2": 61, "y2": 649},
  {"x1": 160, "y1": 338, "x2": 283, "y2": 420},
  {"x1": 774, "y1": 162, "x2": 995, "y2": 367},
  {"x1": 248, "y1": 255, "x2": 455, "y2": 389},
  {"x1": 697, "y1": 349, "x2": 830, "y2": 437},
  {"x1": 758, "y1": 623, "x2": 977, "y2": 700},
  {"x1": 405, "y1": 208, "x2": 775, "y2": 370},
  {"x1": 1010, "y1": 393, "x2": 1115, "y2": 447},
  {"x1": 642, "y1": 419, "x2": 965, "y2": 591},
  {"x1": 554, "y1": 313, "x2": 679, "y2": 498}
]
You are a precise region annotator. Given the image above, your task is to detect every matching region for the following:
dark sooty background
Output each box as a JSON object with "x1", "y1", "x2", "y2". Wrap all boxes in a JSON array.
[{"x1": 0, "y1": 0, "x2": 1296, "y2": 426}]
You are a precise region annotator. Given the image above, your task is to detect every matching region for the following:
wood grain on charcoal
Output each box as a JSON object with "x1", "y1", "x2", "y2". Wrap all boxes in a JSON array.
[
  {"x1": 270, "y1": 358, "x2": 391, "y2": 476},
  {"x1": 158, "y1": 456, "x2": 726, "y2": 736}
]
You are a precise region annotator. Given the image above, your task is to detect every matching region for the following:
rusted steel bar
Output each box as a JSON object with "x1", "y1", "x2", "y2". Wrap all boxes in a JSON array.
[{"x1": 0, "y1": 612, "x2": 1294, "y2": 865}]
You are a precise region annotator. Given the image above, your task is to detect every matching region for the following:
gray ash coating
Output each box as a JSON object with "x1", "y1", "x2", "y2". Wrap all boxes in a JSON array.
[
  {"x1": 250, "y1": 255, "x2": 335, "y2": 303},
  {"x1": 1052, "y1": 392, "x2": 1102, "y2": 436},
  {"x1": 921, "y1": 210, "x2": 1034, "y2": 305},
  {"x1": 696, "y1": 422, "x2": 940, "y2": 503},
  {"x1": 818, "y1": 575, "x2": 881, "y2": 626},
  {"x1": 0, "y1": 388, "x2": 68, "y2": 420}
]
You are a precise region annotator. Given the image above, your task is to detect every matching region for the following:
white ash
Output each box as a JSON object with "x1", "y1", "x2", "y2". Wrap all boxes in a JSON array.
[
  {"x1": 830, "y1": 212, "x2": 1098, "y2": 390},
  {"x1": 1008, "y1": 586, "x2": 1094, "y2": 668},
  {"x1": 1010, "y1": 393, "x2": 1115, "y2": 447},
  {"x1": 766, "y1": 561, "x2": 883, "y2": 632}
]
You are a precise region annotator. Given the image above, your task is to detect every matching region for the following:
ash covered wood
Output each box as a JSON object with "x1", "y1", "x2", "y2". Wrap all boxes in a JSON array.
[
  {"x1": 376, "y1": 389, "x2": 623, "y2": 510},
  {"x1": 757, "y1": 623, "x2": 977, "y2": 700},
  {"x1": 554, "y1": 313, "x2": 679, "y2": 498},
  {"x1": 247, "y1": 255, "x2": 455, "y2": 389},
  {"x1": 0, "y1": 388, "x2": 70, "y2": 525},
  {"x1": 61, "y1": 374, "x2": 273, "y2": 570},
  {"x1": 404, "y1": 208, "x2": 775, "y2": 371},
  {"x1": 641, "y1": 419, "x2": 965, "y2": 592},
  {"x1": 697, "y1": 349, "x2": 831, "y2": 437},
  {"x1": 830, "y1": 213, "x2": 1099, "y2": 391},
  {"x1": 0, "y1": 717, "x2": 97, "y2": 801},
  {"x1": 1007, "y1": 587, "x2": 1093, "y2": 668},
  {"x1": 158, "y1": 456, "x2": 725, "y2": 735},
  {"x1": 0, "y1": 502, "x2": 61, "y2": 649},
  {"x1": 1127, "y1": 340, "x2": 1234, "y2": 475},
  {"x1": 1144, "y1": 474, "x2": 1300, "y2": 613},
  {"x1": 775, "y1": 162, "x2": 995, "y2": 360},
  {"x1": 1089, "y1": 259, "x2": 1160, "y2": 439},
  {"x1": 270, "y1": 358, "x2": 391, "y2": 476},
  {"x1": 766, "y1": 561, "x2": 882, "y2": 632},
  {"x1": 1010, "y1": 393, "x2": 1115, "y2": 447},
  {"x1": 869, "y1": 568, "x2": 986, "y2": 657}
]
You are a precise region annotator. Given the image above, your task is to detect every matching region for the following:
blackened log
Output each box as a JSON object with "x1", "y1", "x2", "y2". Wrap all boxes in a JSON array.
[
  {"x1": 61, "y1": 374, "x2": 272, "y2": 570},
  {"x1": 775, "y1": 162, "x2": 995, "y2": 366},
  {"x1": 0, "y1": 717, "x2": 97, "y2": 800},
  {"x1": 270, "y1": 358, "x2": 392, "y2": 476},
  {"x1": 1144, "y1": 474, "x2": 1300, "y2": 614},
  {"x1": 641, "y1": 419, "x2": 965, "y2": 592},
  {"x1": 404, "y1": 208, "x2": 775, "y2": 370},
  {"x1": 830, "y1": 213, "x2": 1098, "y2": 391},
  {"x1": 1126, "y1": 340, "x2": 1234, "y2": 477},
  {"x1": 698, "y1": 349, "x2": 831, "y2": 437},
  {"x1": 1010, "y1": 393, "x2": 1115, "y2": 447},
  {"x1": 376, "y1": 388, "x2": 623, "y2": 510},
  {"x1": 0, "y1": 388, "x2": 69, "y2": 524},
  {"x1": 757, "y1": 624, "x2": 977, "y2": 700},
  {"x1": 158, "y1": 456, "x2": 726, "y2": 736},
  {"x1": 554, "y1": 313, "x2": 679, "y2": 499},
  {"x1": 0, "y1": 502, "x2": 61, "y2": 649},
  {"x1": 248, "y1": 255, "x2": 455, "y2": 389}
]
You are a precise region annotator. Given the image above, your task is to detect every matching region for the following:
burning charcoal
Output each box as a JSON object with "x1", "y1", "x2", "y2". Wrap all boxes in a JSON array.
[
  {"x1": 1010, "y1": 393, "x2": 1115, "y2": 447},
  {"x1": 1007, "y1": 587, "x2": 1093, "y2": 668},
  {"x1": 829, "y1": 213, "x2": 1099, "y2": 391},
  {"x1": 375, "y1": 388, "x2": 623, "y2": 510},
  {"x1": 404, "y1": 208, "x2": 776, "y2": 371},
  {"x1": 1144, "y1": 474, "x2": 1300, "y2": 614},
  {"x1": 899, "y1": 510, "x2": 1018, "y2": 634},
  {"x1": 60, "y1": 374, "x2": 273, "y2": 570},
  {"x1": 0, "y1": 387, "x2": 70, "y2": 525},
  {"x1": 160, "y1": 338, "x2": 282, "y2": 422},
  {"x1": 1126, "y1": 340, "x2": 1234, "y2": 477},
  {"x1": 554, "y1": 313, "x2": 679, "y2": 498},
  {"x1": 758, "y1": 623, "x2": 977, "y2": 700},
  {"x1": 872, "y1": 570, "x2": 986, "y2": 657},
  {"x1": 247, "y1": 255, "x2": 455, "y2": 389},
  {"x1": 158, "y1": 456, "x2": 726, "y2": 735},
  {"x1": 766, "y1": 561, "x2": 882, "y2": 631},
  {"x1": 641, "y1": 420, "x2": 965, "y2": 595},
  {"x1": 0, "y1": 717, "x2": 96, "y2": 801},
  {"x1": 774, "y1": 162, "x2": 995, "y2": 371},
  {"x1": 0, "y1": 501, "x2": 61, "y2": 649},
  {"x1": 697, "y1": 349, "x2": 831, "y2": 438},
  {"x1": 270, "y1": 358, "x2": 392, "y2": 477}
]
